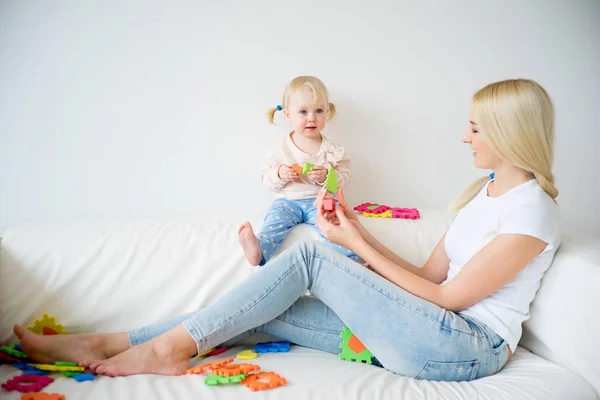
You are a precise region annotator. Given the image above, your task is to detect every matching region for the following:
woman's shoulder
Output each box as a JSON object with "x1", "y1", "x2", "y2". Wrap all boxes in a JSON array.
[{"x1": 499, "y1": 180, "x2": 562, "y2": 249}]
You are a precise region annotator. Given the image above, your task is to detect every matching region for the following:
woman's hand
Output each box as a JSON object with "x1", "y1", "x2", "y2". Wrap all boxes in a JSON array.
[
  {"x1": 315, "y1": 188, "x2": 363, "y2": 250},
  {"x1": 336, "y1": 187, "x2": 362, "y2": 230}
]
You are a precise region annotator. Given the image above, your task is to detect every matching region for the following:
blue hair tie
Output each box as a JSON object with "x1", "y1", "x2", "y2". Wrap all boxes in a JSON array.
[
  {"x1": 489, "y1": 172, "x2": 495, "y2": 179},
  {"x1": 276, "y1": 105, "x2": 282, "y2": 111}
]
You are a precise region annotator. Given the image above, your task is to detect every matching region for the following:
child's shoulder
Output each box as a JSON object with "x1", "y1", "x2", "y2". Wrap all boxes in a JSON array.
[{"x1": 319, "y1": 135, "x2": 348, "y2": 159}]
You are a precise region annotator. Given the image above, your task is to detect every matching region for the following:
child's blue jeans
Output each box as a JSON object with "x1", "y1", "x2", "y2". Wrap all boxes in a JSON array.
[{"x1": 256, "y1": 197, "x2": 359, "y2": 265}]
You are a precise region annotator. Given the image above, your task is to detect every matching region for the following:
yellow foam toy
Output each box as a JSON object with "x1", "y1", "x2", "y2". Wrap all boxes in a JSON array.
[
  {"x1": 236, "y1": 350, "x2": 258, "y2": 360},
  {"x1": 363, "y1": 210, "x2": 392, "y2": 218},
  {"x1": 27, "y1": 313, "x2": 69, "y2": 335},
  {"x1": 28, "y1": 364, "x2": 84, "y2": 372}
]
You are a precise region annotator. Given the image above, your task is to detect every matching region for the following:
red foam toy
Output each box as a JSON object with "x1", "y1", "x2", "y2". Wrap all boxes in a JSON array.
[{"x1": 1, "y1": 375, "x2": 54, "y2": 393}]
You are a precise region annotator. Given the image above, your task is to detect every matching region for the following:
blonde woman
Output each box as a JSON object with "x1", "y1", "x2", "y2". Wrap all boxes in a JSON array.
[{"x1": 14, "y1": 79, "x2": 561, "y2": 382}]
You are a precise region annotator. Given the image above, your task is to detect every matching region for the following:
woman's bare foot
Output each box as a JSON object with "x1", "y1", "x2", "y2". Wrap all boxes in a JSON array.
[
  {"x1": 91, "y1": 325, "x2": 196, "y2": 377},
  {"x1": 13, "y1": 324, "x2": 127, "y2": 365},
  {"x1": 238, "y1": 222, "x2": 263, "y2": 266}
]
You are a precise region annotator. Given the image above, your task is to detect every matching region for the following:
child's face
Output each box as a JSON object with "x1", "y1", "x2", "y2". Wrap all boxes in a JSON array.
[{"x1": 284, "y1": 86, "x2": 327, "y2": 138}]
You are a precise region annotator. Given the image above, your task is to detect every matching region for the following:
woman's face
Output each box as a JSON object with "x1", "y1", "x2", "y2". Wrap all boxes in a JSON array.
[{"x1": 463, "y1": 110, "x2": 502, "y2": 169}]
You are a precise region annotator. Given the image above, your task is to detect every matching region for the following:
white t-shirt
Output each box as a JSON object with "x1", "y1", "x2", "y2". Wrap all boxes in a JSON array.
[{"x1": 443, "y1": 179, "x2": 561, "y2": 352}]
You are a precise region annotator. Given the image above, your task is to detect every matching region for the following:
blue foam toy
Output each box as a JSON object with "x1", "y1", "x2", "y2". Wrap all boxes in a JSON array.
[
  {"x1": 73, "y1": 373, "x2": 96, "y2": 382},
  {"x1": 255, "y1": 341, "x2": 290, "y2": 353},
  {"x1": 13, "y1": 363, "x2": 49, "y2": 375}
]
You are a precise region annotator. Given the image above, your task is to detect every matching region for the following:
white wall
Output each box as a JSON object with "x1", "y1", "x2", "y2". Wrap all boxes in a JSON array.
[{"x1": 1, "y1": 0, "x2": 599, "y2": 236}]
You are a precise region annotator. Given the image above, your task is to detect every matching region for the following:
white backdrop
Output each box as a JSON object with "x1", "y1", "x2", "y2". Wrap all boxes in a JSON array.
[{"x1": 1, "y1": 0, "x2": 599, "y2": 236}]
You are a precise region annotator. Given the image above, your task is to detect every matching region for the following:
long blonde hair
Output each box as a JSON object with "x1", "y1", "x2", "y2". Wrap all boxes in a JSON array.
[
  {"x1": 267, "y1": 76, "x2": 337, "y2": 124},
  {"x1": 451, "y1": 79, "x2": 558, "y2": 212}
]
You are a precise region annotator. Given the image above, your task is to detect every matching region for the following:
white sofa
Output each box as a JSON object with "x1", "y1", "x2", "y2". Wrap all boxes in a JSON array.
[{"x1": 1, "y1": 211, "x2": 599, "y2": 399}]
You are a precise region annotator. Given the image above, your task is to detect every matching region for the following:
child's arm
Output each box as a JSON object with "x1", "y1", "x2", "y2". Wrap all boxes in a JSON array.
[
  {"x1": 309, "y1": 154, "x2": 351, "y2": 187},
  {"x1": 260, "y1": 150, "x2": 298, "y2": 191}
]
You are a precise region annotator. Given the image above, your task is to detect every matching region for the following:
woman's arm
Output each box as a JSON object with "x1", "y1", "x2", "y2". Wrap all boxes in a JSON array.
[
  {"x1": 332, "y1": 187, "x2": 451, "y2": 283},
  {"x1": 357, "y1": 225, "x2": 451, "y2": 284},
  {"x1": 354, "y1": 233, "x2": 547, "y2": 312}
]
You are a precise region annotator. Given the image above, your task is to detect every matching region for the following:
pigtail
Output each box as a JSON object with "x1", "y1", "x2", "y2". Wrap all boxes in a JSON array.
[
  {"x1": 267, "y1": 107, "x2": 278, "y2": 124},
  {"x1": 327, "y1": 102, "x2": 337, "y2": 121}
]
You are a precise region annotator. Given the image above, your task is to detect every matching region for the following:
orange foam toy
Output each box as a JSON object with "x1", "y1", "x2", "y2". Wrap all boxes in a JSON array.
[
  {"x1": 242, "y1": 372, "x2": 288, "y2": 391},
  {"x1": 347, "y1": 334, "x2": 367, "y2": 354},
  {"x1": 21, "y1": 393, "x2": 65, "y2": 400},
  {"x1": 290, "y1": 164, "x2": 302, "y2": 176},
  {"x1": 214, "y1": 363, "x2": 260, "y2": 377},
  {"x1": 186, "y1": 358, "x2": 233, "y2": 375}
]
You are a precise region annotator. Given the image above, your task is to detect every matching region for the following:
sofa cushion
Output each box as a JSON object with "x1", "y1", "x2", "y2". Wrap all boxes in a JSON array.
[
  {"x1": 520, "y1": 231, "x2": 600, "y2": 394},
  {"x1": 1, "y1": 212, "x2": 598, "y2": 399}
]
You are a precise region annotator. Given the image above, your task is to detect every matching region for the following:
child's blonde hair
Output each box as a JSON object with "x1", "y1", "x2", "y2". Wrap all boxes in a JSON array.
[
  {"x1": 450, "y1": 79, "x2": 558, "y2": 212},
  {"x1": 267, "y1": 76, "x2": 337, "y2": 124}
]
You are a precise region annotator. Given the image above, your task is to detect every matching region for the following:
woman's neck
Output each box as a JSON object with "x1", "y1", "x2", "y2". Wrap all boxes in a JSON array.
[{"x1": 488, "y1": 163, "x2": 534, "y2": 197}]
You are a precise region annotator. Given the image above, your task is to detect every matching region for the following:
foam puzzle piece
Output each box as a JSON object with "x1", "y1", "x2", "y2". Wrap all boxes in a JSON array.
[
  {"x1": 242, "y1": 372, "x2": 288, "y2": 392},
  {"x1": 339, "y1": 326, "x2": 374, "y2": 364},
  {"x1": 236, "y1": 350, "x2": 258, "y2": 360},
  {"x1": 301, "y1": 162, "x2": 314, "y2": 176},
  {"x1": 255, "y1": 341, "x2": 290, "y2": 353},
  {"x1": 363, "y1": 210, "x2": 392, "y2": 218},
  {"x1": 322, "y1": 198, "x2": 335, "y2": 211},
  {"x1": 42, "y1": 327, "x2": 58, "y2": 335},
  {"x1": 20, "y1": 393, "x2": 65, "y2": 400},
  {"x1": 204, "y1": 373, "x2": 247, "y2": 385},
  {"x1": 324, "y1": 168, "x2": 339, "y2": 193},
  {"x1": 1, "y1": 345, "x2": 28, "y2": 359},
  {"x1": 54, "y1": 362, "x2": 76, "y2": 367},
  {"x1": 391, "y1": 208, "x2": 420, "y2": 219},
  {"x1": 27, "y1": 313, "x2": 69, "y2": 335},
  {"x1": 354, "y1": 203, "x2": 390, "y2": 214},
  {"x1": 28, "y1": 364, "x2": 84, "y2": 372},
  {"x1": 1, "y1": 375, "x2": 54, "y2": 393},
  {"x1": 214, "y1": 363, "x2": 260, "y2": 377},
  {"x1": 13, "y1": 363, "x2": 45, "y2": 373},
  {"x1": 0, "y1": 352, "x2": 22, "y2": 363},
  {"x1": 73, "y1": 373, "x2": 95, "y2": 382},
  {"x1": 207, "y1": 347, "x2": 227, "y2": 357},
  {"x1": 186, "y1": 358, "x2": 234, "y2": 375},
  {"x1": 290, "y1": 164, "x2": 303, "y2": 176}
]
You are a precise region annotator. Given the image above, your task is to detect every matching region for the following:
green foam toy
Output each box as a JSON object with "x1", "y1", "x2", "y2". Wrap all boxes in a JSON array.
[
  {"x1": 339, "y1": 326, "x2": 374, "y2": 364},
  {"x1": 324, "y1": 168, "x2": 339, "y2": 193},
  {"x1": 205, "y1": 373, "x2": 247, "y2": 386},
  {"x1": 302, "y1": 162, "x2": 314, "y2": 176}
]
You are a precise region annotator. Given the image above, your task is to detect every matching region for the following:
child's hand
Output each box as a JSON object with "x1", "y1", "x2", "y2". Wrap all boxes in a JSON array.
[
  {"x1": 278, "y1": 165, "x2": 299, "y2": 182},
  {"x1": 307, "y1": 165, "x2": 327, "y2": 183}
]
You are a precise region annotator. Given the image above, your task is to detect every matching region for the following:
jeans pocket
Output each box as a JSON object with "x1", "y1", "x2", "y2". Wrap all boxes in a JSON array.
[{"x1": 416, "y1": 360, "x2": 480, "y2": 382}]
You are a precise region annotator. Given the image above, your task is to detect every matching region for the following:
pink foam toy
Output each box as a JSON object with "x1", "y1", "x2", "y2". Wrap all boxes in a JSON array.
[
  {"x1": 391, "y1": 208, "x2": 420, "y2": 219},
  {"x1": 1, "y1": 375, "x2": 54, "y2": 393},
  {"x1": 353, "y1": 203, "x2": 390, "y2": 214},
  {"x1": 207, "y1": 347, "x2": 227, "y2": 357}
]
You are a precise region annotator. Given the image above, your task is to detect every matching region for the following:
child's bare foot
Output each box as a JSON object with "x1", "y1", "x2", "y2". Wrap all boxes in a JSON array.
[
  {"x1": 13, "y1": 324, "x2": 117, "y2": 365},
  {"x1": 238, "y1": 222, "x2": 263, "y2": 266},
  {"x1": 91, "y1": 326, "x2": 195, "y2": 376}
]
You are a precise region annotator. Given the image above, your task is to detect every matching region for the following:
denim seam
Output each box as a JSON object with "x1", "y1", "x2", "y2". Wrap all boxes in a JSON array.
[
  {"x1": 275, "y1": 315, "x2": 341, "y2": 335},
  {"x1": 313, "y1": 254, "x2": 481, "y2": 339}
]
